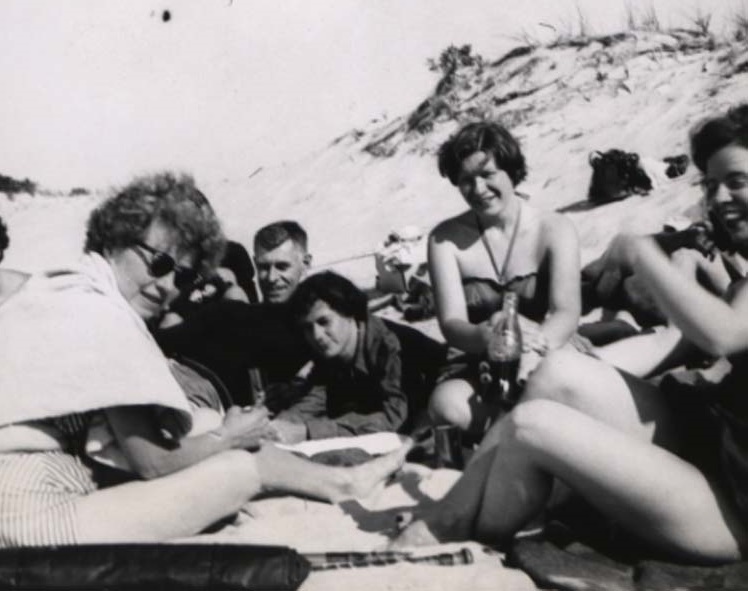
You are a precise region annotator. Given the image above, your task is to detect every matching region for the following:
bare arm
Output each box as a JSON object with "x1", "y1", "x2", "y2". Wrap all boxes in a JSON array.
[
  {"x1": 429, "y1": 229, "x2": 492, "y2": 354},
  {"x1": 595, "y1": 325, "x2": 701, "y2": 378},
  {"x1": 613, "y1": 235, "x2": 748, "y2": 357},
  {"x1": 105, "y1": 405, "x2": 270, "y2": 480},
  {"x1": 536, "y1": 214, "x2": 581, "y2": 350}
]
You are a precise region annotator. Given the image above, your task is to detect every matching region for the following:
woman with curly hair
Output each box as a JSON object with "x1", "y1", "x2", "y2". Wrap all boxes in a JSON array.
[
  {"x1": 427, "y1": 121, "x2": 581, "y2": 440},
  {"x1": 392, "y1": 105, "x2": 748, "y2": 564},
  {"x1": 0, "y1": 172, "x2": 409, "y2": 547}
]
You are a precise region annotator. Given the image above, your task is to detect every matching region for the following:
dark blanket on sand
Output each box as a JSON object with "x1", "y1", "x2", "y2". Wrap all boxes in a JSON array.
[{"x1": 508, "y1": 523, "x2": 748, "y2": 591}]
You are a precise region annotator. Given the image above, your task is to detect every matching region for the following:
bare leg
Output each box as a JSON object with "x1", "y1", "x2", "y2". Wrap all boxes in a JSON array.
[
  {"x1": 76, "y1": 449, "x2": 260, "y2": 542},
  {"x1": 255, "y1": 441, "x2": 413, "y2": 503},
  {"x1": 394, "y1": 352, "x2": 677, "y2": 546},
  {"x1": 520, "y1": 348, "x2": 680, "y2": 447},
  {"x1": 394, "y1": 400, "x2": 747, "y2": 563},
  {"x1": 75, "y1": 440, "x2": 412, "y2": 542},
  {"x1": 428, "y1": 378, "x2": 492, "y2": 439}
]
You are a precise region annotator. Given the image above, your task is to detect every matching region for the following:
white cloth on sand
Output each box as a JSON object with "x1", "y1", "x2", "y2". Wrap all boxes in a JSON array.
[{"x1": 180, "y1": 435, "x2": 537, "y2": 591}]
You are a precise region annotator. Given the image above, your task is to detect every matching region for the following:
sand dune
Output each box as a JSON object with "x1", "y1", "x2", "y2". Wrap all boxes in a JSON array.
[{"x1": 2, "y1": 31, "x2": 747, "y2": 287}]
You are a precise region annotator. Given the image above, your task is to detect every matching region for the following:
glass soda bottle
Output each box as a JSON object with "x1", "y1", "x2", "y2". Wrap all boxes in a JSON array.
[{"x1": 486, "y1": 291, "x2": 522, "y2": 409}]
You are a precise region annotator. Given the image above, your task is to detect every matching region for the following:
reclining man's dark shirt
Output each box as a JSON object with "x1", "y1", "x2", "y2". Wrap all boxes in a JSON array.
[
  {"x1": 155, "y1": 300, "x2": 310, "y2": 408},
  {"x1": 276, "y1": 315, "x2": 408, "y2": 439}
]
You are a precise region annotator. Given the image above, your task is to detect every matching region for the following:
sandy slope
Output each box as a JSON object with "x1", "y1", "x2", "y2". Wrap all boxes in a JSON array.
[{"x1": 2, "y1": 32, "x2": 747, "y2": 287}]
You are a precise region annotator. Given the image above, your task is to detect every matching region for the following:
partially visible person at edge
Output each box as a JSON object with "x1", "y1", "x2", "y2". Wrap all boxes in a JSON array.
[
  {"x1": 426, "y1": 121, "x2": 582, "y2": 441},
  {"x1": 583, "y1": 183, "x2": 748, "y2": 378},
  {"x1": 154, "y1": 221, "x2": 314, "y2": 409},
  {"x1": 392, "y1": 105, "x2": 748, "y2": 565},
  {"x1": 0, "y1": 215, "x2": 30, "y2": 307},
  {"x1": 0, "y1": 172, "x2": 410, "y2": 547},
  {"x1": 271, "y1": 271, "x2": 410, "y2": 443}
]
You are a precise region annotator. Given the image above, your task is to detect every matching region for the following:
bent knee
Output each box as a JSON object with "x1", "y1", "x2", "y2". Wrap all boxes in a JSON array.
[
  {"x1": 428, "y1": 381, "x2": 474, "y2": 430},
  {"x1": 506, "y1": 399, "x2": 566, "y2": 450},
  {"x1": 524, "y1": 349, "x2": 594, "y2": 403}
]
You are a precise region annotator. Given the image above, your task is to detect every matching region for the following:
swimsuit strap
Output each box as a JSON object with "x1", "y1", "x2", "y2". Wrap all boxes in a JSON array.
[{"x1": 476, "y1": 203, "x2": 523, "y2": 285}]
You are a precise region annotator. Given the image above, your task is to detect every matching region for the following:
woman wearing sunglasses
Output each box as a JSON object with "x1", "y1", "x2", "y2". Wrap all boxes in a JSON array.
[
  {"x1": 393, "y1": 105, "x2": 748, "y2": 563},
  {"x1": 0, "y1": 172, "x2": 409, "y2": 547}
]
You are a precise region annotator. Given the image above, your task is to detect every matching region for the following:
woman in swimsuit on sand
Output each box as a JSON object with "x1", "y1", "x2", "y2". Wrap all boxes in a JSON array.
[
  {"x1": 427, "y1": 121, "x2": 581, "y2": 440},
  {"x1": 392, "y1": 105, "x2": 748, "y2": 564}
]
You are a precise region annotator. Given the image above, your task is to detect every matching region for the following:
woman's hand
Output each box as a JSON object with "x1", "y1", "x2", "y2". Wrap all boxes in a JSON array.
[
  {"x1": 518, "y1": 318, "x2": 549, "y2": 356},
  {"x1": 485, "y1": 312, "x2": 549, "y2": 355},
  {"x1": 220, "y1": 406, "x2": 273, "y2": 451},
  {"x1": 656, "y1": 223, "x2": 717, "y2": 260},
  {"x1": 518, "y1": 349, "x2": 544, "y2": 384},
  {"x1": 516, "y1": 318, "x2": 548, "y2": 383},
  {"x1": 268, "y1": 419, "x2": 308, "y2": 444},
  {"x1": 480, "y1": 313, "x2": 502, "y2": 350}
]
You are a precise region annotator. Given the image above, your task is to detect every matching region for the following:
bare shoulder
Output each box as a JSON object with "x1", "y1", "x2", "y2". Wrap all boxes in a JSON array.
[
  {"x1": 430, "y1": 210, "x2": 476, "y2": 245},
  {"x1": 535, "y1": 209, "x2": 577, "y2": 244}
]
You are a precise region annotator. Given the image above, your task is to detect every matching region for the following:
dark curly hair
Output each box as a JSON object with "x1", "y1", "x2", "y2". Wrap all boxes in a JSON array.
[
  {"x1": 289, "y1": 270, "x2": 368, "y2": 324},
  {"x1": 438, "y1": 121, "x2": 527, "y2": 187},
  {"x1": 84, "y1": 172, "x2": 226, "y2": 275},
  {"x1": 0, "y1": 216, "x2": 8, "y2": 263},
  {"x1": 690, "y1": 104, "x2": 748, "y2": 173},
  {"x1": 689, "y1": 104, "x2": 748, "y2": 253}
]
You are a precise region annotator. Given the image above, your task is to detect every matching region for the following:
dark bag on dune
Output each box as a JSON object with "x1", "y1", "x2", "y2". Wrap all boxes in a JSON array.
[
  {"x1": 0, "y1": 544, "x2": 310, "y2": 590},
  {"x1": 587, "y1": 149, "x2": 653, "y2": 205}
]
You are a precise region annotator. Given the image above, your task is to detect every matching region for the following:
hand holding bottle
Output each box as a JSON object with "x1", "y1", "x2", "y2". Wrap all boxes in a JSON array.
[{"x1": 485, "y1": 292, "x2": 523, "y2": 409}]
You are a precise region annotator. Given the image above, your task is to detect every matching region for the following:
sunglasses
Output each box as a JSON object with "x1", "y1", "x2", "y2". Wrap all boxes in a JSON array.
[{"x1": 133, "y1": 241, "x2": 200, "y2": 290}]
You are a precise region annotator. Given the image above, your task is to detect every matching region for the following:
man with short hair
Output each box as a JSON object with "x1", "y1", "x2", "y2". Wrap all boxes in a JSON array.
[
  {"x1": 253, "y1": 221, "x2": 312, "y2": 304},
  {"x1": 157, "y1": 219, "x2": 446, "y2": 428},
  {"x1": 155, "y1": 220, "x2": 314, "y2": 408}
]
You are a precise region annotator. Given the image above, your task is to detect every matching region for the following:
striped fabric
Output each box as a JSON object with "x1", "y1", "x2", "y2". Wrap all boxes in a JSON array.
[{"x1": 0, "y1": 451, "x2": 97, "y2": 547}]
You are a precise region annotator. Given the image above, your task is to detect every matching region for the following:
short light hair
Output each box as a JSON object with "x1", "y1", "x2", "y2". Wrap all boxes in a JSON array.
[
  {"x1": 253, "y1": 220, "x2": 308, "y2": 253},
  {"x1": 84, "y1": 172, "x2": 225, "y2": 275}
]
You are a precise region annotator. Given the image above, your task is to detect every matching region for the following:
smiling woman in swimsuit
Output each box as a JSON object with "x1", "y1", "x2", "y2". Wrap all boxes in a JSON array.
[{"x1": 427, "y1": 121, "x2": 581, "y2": 440}]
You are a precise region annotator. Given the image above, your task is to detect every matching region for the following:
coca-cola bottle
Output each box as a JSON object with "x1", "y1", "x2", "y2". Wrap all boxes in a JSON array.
[{"x1": 485, "y1": 291, "x2": 522, "y2": 409}]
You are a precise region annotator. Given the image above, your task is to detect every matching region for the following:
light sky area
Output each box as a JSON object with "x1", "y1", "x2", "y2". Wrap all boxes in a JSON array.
[{"x1": 0, "y1": 0, "x2": 733, "y2": 188}]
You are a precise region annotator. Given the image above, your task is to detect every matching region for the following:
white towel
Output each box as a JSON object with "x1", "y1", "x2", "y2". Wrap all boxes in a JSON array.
[{"x1": 0, "y1": 252, "x2": 192, "y2": 436}]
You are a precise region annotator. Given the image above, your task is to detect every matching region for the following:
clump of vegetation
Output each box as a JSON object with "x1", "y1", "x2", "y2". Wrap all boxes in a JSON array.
[
  {"x1": 427, "y1": 44, "x2": 484, "y2": 77},
  {"x1": 640, "y1": 2, "x2": 662, "y2": 32},
  {"x1": 687, "y1": 7, "x2": 713, "y2": 37},
  {"x1": 622, "y1": 0, "x2": 663, "y2": 33},
  {"x1": 547, "y1": 2, "x2": 593, "y2": 47},
  {"x1": 730, "y1": 3, "x2": 748, "y2": 42},
  {"x1": 0, "y1": 173, "x2": 36, "y2": 196},
  {"x1": 401, "y1": 44, "x2": 487, "y2": 135},
  {"x1": 69, "y1": 187, "x2": 90, "y2": 196}
]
